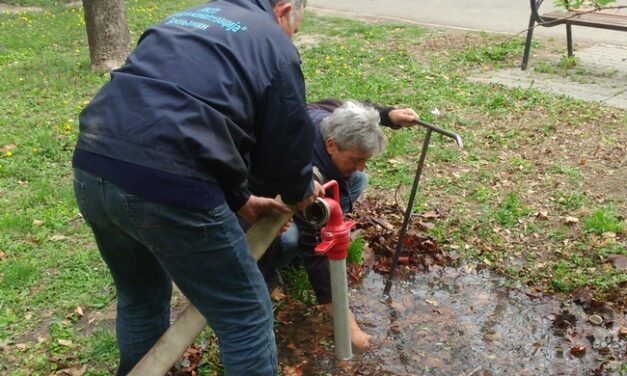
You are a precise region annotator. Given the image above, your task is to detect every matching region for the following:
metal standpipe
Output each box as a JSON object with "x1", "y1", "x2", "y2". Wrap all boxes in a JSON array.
[{"x1": 329, "y1": 258, "x2": 352, "y2": 360}]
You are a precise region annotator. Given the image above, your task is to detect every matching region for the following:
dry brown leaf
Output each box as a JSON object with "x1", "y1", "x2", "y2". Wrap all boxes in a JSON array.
[
  {"x1": 606, "y1": 254, "x2": 627, "y2": 269},
  {"x1": 286, "y1": 342, "x2": 298, "y2": 351},
  {"x1": 425, "y1": 299, "x2": 439, "y2": 307},
  {"x1": 50, "y1": 234, "x2": 69, "y2": 241},
  {"x1": 32, "y1": 219, "x2": 44, "y2": 226},
  {"x1": 0, "y1": 251, "x2": 7, "y2": 261},
  {"x1": 57, "y1": 339, "x2": 73, "y2": 347},
  {"x1": 420, "y1": 211, "x2": 440, "y2": 220},
  {"x1": 564, "y1": 216, "x2": 579, "y2": 224},
  {"x1": 569, "y1": 345, "x2": 586, "y2": 357},
  {"x1": 0, "y1": 144, "x2": 15, "y2": 153},
  {"x1": 282, "y1": 365, "x2": 304, "y2": 376},
  {"x1": 54, "y1": 365, "x2": 87, "y2": 376},
  {"x1": 271, "y1": 287, "x2": 286, "y2": 302}
]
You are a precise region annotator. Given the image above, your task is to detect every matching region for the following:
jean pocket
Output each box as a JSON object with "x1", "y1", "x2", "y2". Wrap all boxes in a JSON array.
[
  {"x1": 73, "y1": 173, "x2": 89, "y2": 220},
  {"x1": 124, "y1": 197, "x2": 230, "y2": 255}
]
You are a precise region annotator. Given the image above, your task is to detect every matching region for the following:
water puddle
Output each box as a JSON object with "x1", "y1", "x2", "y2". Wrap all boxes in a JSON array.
[{"x1": 275, "y1": 268, "x2": 626, "y2": 375}]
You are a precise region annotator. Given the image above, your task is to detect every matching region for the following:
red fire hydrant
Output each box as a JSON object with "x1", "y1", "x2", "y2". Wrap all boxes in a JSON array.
[
  {"x1": 314, "y1": 180, "x2": 354, "y2": 260},
  {"x1": 310, "y1": 180, "x2": 354, "y2": 360}
]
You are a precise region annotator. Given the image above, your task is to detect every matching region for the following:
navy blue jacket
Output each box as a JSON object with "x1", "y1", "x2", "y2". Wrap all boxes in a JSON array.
[{"x1": 74, "y1": 0, "x2": 314, "y2": 210}]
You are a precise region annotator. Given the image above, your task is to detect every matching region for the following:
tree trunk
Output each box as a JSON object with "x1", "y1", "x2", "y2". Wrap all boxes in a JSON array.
[{"x1": 82, "y1": 0, "x2": 131, "y2": 72}]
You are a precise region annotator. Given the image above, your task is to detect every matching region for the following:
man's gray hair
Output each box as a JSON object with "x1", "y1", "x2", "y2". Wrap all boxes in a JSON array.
[
  {"x1": 270, "y1": 0, "x2": 306, "y2": 23},
  {"x1": 270, "y1": 0, "x2": 307, "y2": 7},
  {"x1": 320, "y1": 101, "x2": 385, "y2": 155}
]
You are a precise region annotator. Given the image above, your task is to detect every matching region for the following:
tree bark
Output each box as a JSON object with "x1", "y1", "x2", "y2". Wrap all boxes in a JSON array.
[{"x1": 82, "y1": 0, "x2": 131, "y2": 72}]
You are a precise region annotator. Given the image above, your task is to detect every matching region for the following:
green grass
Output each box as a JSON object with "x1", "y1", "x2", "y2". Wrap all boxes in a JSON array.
[
  {"x1": 347, "y1": 235, "x2": 365, "y2": 264},
  {"x1": 0, "y1": 0, "x2": 72, "y2": 6},
  {"x1": 1, "y1": 1, "x2": 626, "y2": 374},
  {"x1": 584, "y1": 206, "x2": 625, "y2": 235}
]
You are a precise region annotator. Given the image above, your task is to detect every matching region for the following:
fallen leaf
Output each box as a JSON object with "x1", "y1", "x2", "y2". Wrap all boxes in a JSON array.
[
  {"x1": 286, "y1": 342, "x2": 298, "y2": 351},
  {"x1": 602, "y1": 232, "x2": 616, "y2": 239},
  {"x1": 0, "y1": 144, "x2": 15, "y2": 153},
  {"x1": 564, "y1": 216, "x2": 579, "y2": 224},
  {"x1": 65, "y1": 306, "x2": 84, "y2": 322},
  {"x1": 54, "y1": 365, "x2": 87, "y2": 376},
  {"x1": 572, "y1": 287, "x2": 593, "y2": 304},
  {"x1": 50, "y1": 234, "x2": 69, "y2": 241},
  {"x1": 569, "y1": 345, "x2": 586, "y2": 357},
  {"x1": 534, "y1": 211, "x2": 549, "y2": 220},
  {"x1": 57, "y1": 339, "x2": 73, "y2": 347},
  {"x1": 15, "y1": 343, "x2": 27, "y2": 351},
  {"x1": 32, "y1": 219, "x2": 44, "y2": 226},
  {"x1": 282, "y1": 365, "x2": 304, "y2": 376},
  {"x1": 606, "y1": 254, "x2": 627, "y2": 269},
  {"x1": 0, "y1": 251, "x2": 7, "y2": 260},
  {"x1": 271, "y1": 287, "x2": 285, "y2": 302},
  {"x1": 425, "y1": 299, "x2": 439, "y2": 307},
  {"x1": 420, "y1": 211, "x2": 440, "y2": 220}
]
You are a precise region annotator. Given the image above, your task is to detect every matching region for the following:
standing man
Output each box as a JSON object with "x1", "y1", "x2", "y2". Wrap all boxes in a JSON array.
[{"x1": 72, "y1": 1, "x2": 321, "y2": 375}]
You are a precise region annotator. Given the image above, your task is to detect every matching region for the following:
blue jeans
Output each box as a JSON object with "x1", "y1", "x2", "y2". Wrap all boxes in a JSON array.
[
  {"x1": 280, "y1": 171, "x2": 368, "y2": 263},
  {"x1": 73, "y1": 169, "x2": 276, "y2": 375}
]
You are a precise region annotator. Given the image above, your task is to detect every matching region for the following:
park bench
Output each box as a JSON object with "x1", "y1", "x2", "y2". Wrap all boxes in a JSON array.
[{"x1": 521, "y1": 0, "x2": 627, "y2": 69}]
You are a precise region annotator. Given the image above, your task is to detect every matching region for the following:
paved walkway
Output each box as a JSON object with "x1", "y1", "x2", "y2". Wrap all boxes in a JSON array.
[
  {"x1": 309, "y1": 0, "x2": 627, "y2": 110},
  {"x1": 470, "y1": 44, "x2": 627, "y2": 109},
  {"x1": 309, "y1": 0, "x2": 627, "y2": 46}
]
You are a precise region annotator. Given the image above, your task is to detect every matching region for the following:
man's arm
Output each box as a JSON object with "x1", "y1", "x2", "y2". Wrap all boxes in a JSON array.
[
  {"x1": 250, "y1": 58, "x2": 316, "y2": 206},
  {"x1": 309, "y1": 98, "x2": 418, "y2": 129}
]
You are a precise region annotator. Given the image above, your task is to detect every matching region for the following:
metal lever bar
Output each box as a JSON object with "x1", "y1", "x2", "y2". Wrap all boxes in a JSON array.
[{"x1": 383, "y1": 120, "x2": 462, "y2": 298}]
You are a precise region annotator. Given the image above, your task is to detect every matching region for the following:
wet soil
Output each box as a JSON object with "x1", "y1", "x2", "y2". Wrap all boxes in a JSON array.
[{"x1": 275, "y1": 268, "x2": 626, "y2": 376}]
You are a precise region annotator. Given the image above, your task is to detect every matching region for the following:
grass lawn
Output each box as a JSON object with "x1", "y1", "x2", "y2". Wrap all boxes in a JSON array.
[{"x1": 1, "y1": 0, "x2": 625, "y2": 374}]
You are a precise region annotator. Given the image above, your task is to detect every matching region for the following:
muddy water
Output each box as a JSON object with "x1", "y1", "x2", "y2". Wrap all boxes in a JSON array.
[{"x1": 276, "y1": 268, "x2": 626, "y2": 375}]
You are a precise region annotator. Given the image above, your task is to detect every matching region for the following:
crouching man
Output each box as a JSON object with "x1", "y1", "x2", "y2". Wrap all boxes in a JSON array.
[{"x1": 258, "y1": 99, "x2": 418, "y2": 349}]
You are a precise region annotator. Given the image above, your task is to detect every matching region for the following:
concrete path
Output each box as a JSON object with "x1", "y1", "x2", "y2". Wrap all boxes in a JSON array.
[
  {"x1": 309, "y1": 0, "x2": 627, "y2": 46},
  {"x1": 470, "y1": 44, "x2": 627, "y2": 109},
  {"x1": 309, "y1": 0, "x2": 627, "y2": 110}
]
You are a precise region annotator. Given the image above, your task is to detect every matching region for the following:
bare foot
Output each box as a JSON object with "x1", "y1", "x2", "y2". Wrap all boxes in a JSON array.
[
  {"x1": 323, "y1": 303, "x2": 373, "y2": 351},
  {"x1": 351, "y1": 327, "x2": 373, "y2": 350}
]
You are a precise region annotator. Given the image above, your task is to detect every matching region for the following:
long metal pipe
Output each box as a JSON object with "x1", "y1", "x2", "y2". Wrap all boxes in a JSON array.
[
  {"x1": 329, "y1": 258, "x2": 352, "y2": 360},
  {"x1": 129, "y1": 207, "x2": 293, "y2": 375}
]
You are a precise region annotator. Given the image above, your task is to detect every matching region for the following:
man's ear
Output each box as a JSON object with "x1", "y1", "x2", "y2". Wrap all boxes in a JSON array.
[
  {"x1": 325, "y1": 137, "x2": 337, "y2": 155},
  {"x1": 273, "y1": 2, "x2": 292, "y2": 23}
]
